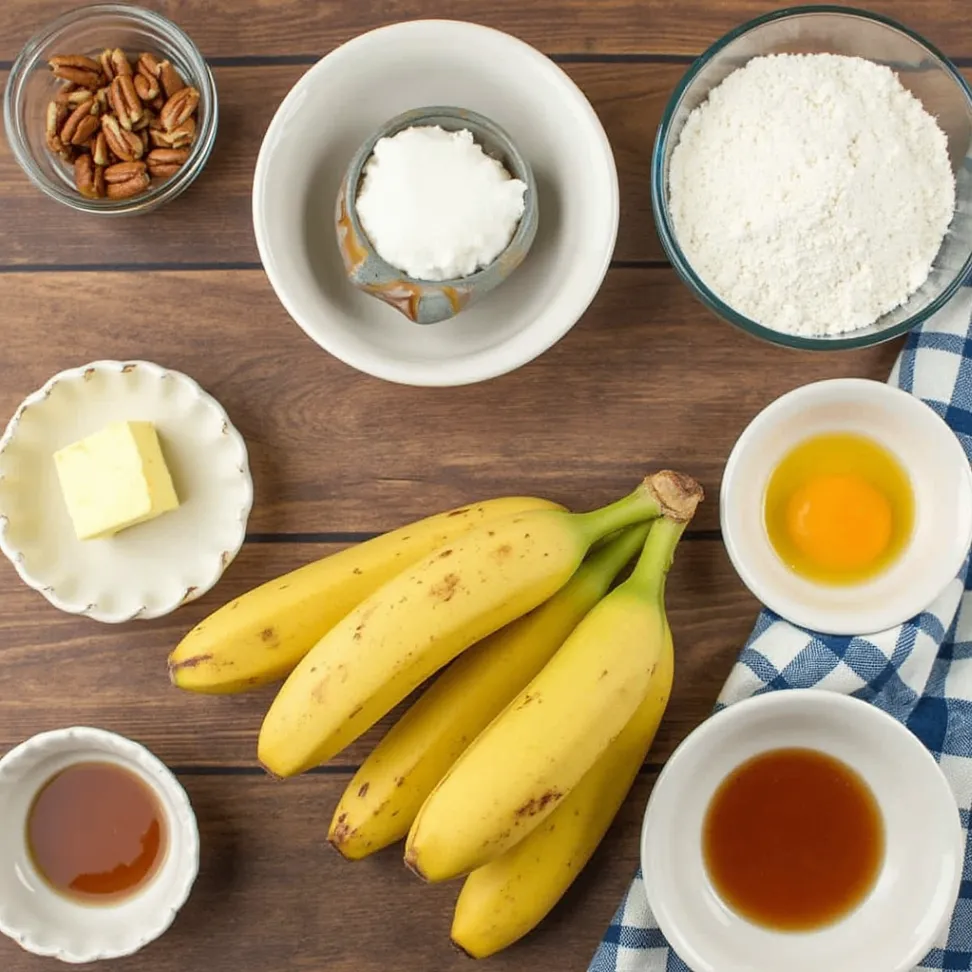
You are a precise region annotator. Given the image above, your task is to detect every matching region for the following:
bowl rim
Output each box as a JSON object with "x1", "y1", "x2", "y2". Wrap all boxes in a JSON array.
[
  {"x1": 640, "y1": 689, "x2": 963, "y2": 972},
  {"x1": 2, "y1": 1, "x2": 218, "y2": 216},
  {"x1": 650, "y1": 3, "x2": 972, "y2": 351},
  {"x1": 718, "y1": 377, "x2": 972, "y2": 635},
  {"x1": 251, "y1": 17, "x2": 620, "y2": 387},
  {"x1": 340, "y1": 103, "x2": 538, "y2": 287}
]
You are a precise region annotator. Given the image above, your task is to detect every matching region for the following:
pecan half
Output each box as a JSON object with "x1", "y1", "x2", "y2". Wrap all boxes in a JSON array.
[
  {"x1": 49, "y1": 55, "x2": 102, "y2": 88},
  {"x1": 137, "y1": 52, "x2": 162, "y2": 79},
  {"x1": 110, "y1": 48, "x2": 132, "y2": 77},
  {"x1": 158, "y1": 60, "x2": 186, "y2": 99},
  {"x1": 105, "y1": 161, "x2": 149, "y2": 199},
  {"x1": 74, "y1": 154, "x2": 106, "y2": 198},
  {"x1": 146, "y1": 147, "x2": 189, "y2": 178},
  {"x1": 160, "y1": 86, "x2": 198, "y2": 132},
  {"x1": 109, "y1": 75, "x2": 143, "y2": 130},
  {"x1": 64, "y1": 87, "x2": 95, "y2": 106},
  {"x1": 132, "y1": 108, "x2": 154, "y2": 132},
  {"x1": 99, "y1": 49, "x2": 115, "y2": 82},
  {"x1": 91, "y1": 130, "x2": 111, "y2": 166},
  {"x1": 101, "y1": 113, "x2": 144, "y2": 161},
  {"x1": 133, "y1": 72, "x2": 159, "y2": 102},
  {"x1": 104, "y1": 160, "x2": 146, "y2": 183},
  {"x1": 70, "y1": 111, "x2": 101, "y2": 145},
  {"x1": 46, "y1": 101, "x2": 67, "y2": 153},
  {"x1": 59, "y1": 98, "x2": 99, "y2": 145}
]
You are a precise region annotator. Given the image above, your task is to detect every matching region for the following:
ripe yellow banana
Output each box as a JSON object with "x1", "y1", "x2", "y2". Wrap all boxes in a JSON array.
[
  {"x1": 168, "y1": 497, "x2": 562, "y2": 694},
  {"x1": 451, "y1": 622, "x2": 675, "y2": 958},
  {"x1": 328, "y1": 523, "x2": 651, "y2": 860},
  {"x1": 258, "y1": 472, "x2": 688, "y2": 778},
  {"x1": 404, "y1": 481, "x2": 701, "y2": 883}
]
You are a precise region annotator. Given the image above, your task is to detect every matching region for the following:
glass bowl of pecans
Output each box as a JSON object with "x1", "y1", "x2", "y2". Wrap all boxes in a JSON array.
[{"x1": 3, "y1": 3, "x2": 217, "y2": 214}]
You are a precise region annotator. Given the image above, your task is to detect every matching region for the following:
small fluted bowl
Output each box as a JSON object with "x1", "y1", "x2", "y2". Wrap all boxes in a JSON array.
[{"x1": 336, "y1": 105, "x2": 538, "y2": 325}]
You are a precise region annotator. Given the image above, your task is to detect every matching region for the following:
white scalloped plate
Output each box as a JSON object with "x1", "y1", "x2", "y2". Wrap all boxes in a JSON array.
[
  {"x1": 0, "y1": 727, "x2": 200, "y2": 963},
  {"x1": 0, "y1": 360, "x2": 252, "y2": 623}
]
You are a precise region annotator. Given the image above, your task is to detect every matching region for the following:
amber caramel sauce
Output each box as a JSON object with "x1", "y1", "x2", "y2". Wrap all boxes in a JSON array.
[
  {"x1": 27, "y1": 761, "x2": 167, "y2": 903},
  {"x1": 703, "y1": 747, "x2": 884, "y2": 931}
]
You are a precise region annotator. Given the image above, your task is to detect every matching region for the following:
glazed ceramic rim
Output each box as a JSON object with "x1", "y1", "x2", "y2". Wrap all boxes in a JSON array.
[
  {"x1": 252, "y1": 18, "x2": 619, "y2": 387},
  {"x1": 0, "y1": 360, "x2": 253, "y2": 622},
  {"x1": 641, "y1": 690, "x2": 963, "y2": 972},
  {"x1": 719, "y1": 378, "x2": 972, "y2": 635},
  {"x1": 3, "y1": 2, "x2": 218, "y2": 216},
  {"x1": 340, "y1": 104, "x2": 538, "y2": 289},
  {"x1": 0, "y1": 726, "x2": 200, "y2": 963},
  {"x1": 650, "y1": 4, "x2": 972, "y2": 350}
]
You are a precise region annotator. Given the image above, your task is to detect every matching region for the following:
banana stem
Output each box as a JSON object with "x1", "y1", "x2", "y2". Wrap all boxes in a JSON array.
[
  {"x1": 574, "y1": 471, "x2": 704, "y2": 546},
  {"x1": 581, "y1": 522, "x2": 652, "y2": 579},
  {"x1": 627, "y1": 516, "x2": 688, "y2": 600}
]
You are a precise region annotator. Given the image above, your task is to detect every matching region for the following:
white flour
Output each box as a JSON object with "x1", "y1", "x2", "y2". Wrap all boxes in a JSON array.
[{"x1": 668, "y1": 53, "x2": 955, "y2": 336}]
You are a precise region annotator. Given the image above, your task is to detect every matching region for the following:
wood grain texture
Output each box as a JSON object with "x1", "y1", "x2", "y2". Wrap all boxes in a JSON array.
[
  {"x1": 0, "y1": 63, "x2": 681, "y2": 267},
  {"x1": 0, "y1": 772, "x2": 653, "y2": 972},
  {"x1": 2, "y1": 0, "x2": 971, "y2": 60},
  {"x1": 0, "y1": 269, "x2": 902, "y2": 536},
  {"x1": 0, "y1": 538, "x2": 752, "y2": 766}
]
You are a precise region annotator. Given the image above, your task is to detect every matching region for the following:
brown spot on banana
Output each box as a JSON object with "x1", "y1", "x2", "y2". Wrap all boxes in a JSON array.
[
  {"x1": 429, "y1": 572, "x2": 460, "y2": 602},
  {"x1": 515, "y1": 789, "x2": 563, "y2": 818},
  {"x1": 446, "y1": 507, "x2": 471, "y2": 517},
  {"x1": 168, "y1": 652, "x2": 213, "y2": 673}
]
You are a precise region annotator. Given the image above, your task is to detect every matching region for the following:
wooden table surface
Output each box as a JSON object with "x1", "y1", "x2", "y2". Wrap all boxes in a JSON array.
[{"x1": 0, "y1": 1, "x2": 961, "y2": 969}]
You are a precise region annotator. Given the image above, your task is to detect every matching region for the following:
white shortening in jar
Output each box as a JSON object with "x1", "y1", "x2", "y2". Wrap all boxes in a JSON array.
[
  {"x1": 356, "y1": 125, "x2": 527, "y2": 281},
  {"x1": 668, "y1": 53, "x2": 956, "y2": 337}
]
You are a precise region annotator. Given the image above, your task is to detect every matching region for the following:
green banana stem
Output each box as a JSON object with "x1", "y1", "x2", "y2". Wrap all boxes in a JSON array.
[
  {"x1": 628, "y1": 516, "x2": 690, "y2": 601},
  {"x1": 580, "y1": 522, "x2": 652, "y2": 581},
  {"x1": 574, "y1": 471, "x2": 703, "y2": 546}
]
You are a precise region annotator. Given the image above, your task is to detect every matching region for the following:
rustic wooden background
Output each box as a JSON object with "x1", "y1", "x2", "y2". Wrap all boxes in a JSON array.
[{"x1": 0, "y1": 1, "x2": 959, "y2": 969}]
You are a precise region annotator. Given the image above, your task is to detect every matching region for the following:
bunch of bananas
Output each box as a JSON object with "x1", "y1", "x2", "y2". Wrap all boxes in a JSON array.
[{"x1": 168, "y1": 470, "x2": 703, "y2": 957}]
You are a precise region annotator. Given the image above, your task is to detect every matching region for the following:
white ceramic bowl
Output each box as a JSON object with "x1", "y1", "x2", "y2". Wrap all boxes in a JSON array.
[
  {"x1": 0, "y1": 727, "x2": 199, "y2": 964},
  {"x1": 721, "y1": 378, "x2": 972, "y2": 635},
  {"x1": 642, "y1": 690, "x2": 963, "y2": 972},
  {"x1": 252, "y1": 19, "x2": 619, "y2": 387},
  {"x1": 0, "y1": 360, "x2": 253, "y2": 623}
]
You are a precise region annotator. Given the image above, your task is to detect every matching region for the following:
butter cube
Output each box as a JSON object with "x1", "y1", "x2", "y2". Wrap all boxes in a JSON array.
[{"x1": 54, "y1": 421, "x2": 180, "y2": 540}]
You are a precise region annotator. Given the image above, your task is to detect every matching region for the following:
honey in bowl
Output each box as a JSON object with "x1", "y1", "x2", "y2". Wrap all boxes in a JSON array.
[
  {"x1": 763, "y1": 432, "x2": 914, "y2": 585},
  {"x1": 703, "y1": 747, "x2": 884, "y2": 931},
  {"x1": 27, "y1": 761, "x2": 167, "y2": 903}
]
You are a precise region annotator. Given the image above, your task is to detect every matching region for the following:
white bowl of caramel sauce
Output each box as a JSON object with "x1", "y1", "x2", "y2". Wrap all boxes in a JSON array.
[
  {"x1": 0, "y1": 727, "x2": 199, "y2": 963},
  {"x1": 642, "y1": 690, "x2": 963, "y2": 972}
]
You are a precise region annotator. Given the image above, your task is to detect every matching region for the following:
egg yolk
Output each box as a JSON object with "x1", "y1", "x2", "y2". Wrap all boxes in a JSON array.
[{"x1": 785, "y1": 474, "x2": 893, "y2": 572}]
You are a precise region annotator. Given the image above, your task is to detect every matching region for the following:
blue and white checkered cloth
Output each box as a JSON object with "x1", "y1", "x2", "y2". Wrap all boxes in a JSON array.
[{"x1": 590, "y1": 285, "x2": 972, "y2": 972}]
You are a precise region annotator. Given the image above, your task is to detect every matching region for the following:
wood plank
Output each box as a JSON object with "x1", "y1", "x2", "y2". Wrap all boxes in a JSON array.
[
  {"x1": 0, "y1": 771, "x2": 652, "y2": 972},
  {"x1": 0, "y1": 63, "x2": 679, "y2": 267},
  {"x1": 2, "y1": 0, "x2": 970, "y2": 60},
  {"x1": 0, "y1": 269, "x2": 902, "y2": 537},
  {"x1": 0, "y1": 538, "x2": 753, "y2": 766}
]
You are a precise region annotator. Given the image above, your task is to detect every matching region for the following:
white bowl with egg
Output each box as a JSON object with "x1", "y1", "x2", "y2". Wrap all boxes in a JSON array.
[
  {"x1": 0, "y1": 726, "x2": 199, "y2": 963},
  {"x1": 252, "y1": 18, "x2": 619, "y2": 386},
  {"x1": 0, "y1": 360, "x2": 253, "y2": 623},
  {"x1": 642, "y1": 690, "x2": 962, "y2": 972},
  {"x1": 721, "y1": 378, "x2": 972, "y2": 635}
]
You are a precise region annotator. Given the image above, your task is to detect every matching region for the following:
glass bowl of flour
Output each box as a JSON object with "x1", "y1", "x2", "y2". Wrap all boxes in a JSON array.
[{"x1": 652, "y1": 6, "x2": 972, "y2": 350}]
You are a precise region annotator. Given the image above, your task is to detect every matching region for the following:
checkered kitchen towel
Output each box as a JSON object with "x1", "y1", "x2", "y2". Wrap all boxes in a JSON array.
[{"x1": 590, "y1": 285, "x2": 972, "y2": 972}]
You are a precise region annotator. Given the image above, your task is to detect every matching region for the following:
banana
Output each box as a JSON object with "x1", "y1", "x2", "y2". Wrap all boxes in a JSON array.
[
  {"x1": 168, "y1": 497, "x2": 562, "y2": 694},
  {"x1": 404, "y1": 480, "x2": 701, "y2": 883},
  {"x1": 328, "y1": 524, "x2": 651, "y2": 860},
  {"x1": 451, "y1": 622, "x2": 675, "y2": 958},
  {"x1": 258, "y1": 472, "x2": 688, "y2": 778}
]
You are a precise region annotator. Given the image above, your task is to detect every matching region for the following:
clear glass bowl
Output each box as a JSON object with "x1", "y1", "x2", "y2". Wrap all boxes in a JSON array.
[
  {"x1": 651, "y1": 5, "x2": 972, "y2": 350},
  {"x1": 3, "y1": 3, "x2": 217, "y2": 215}
]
